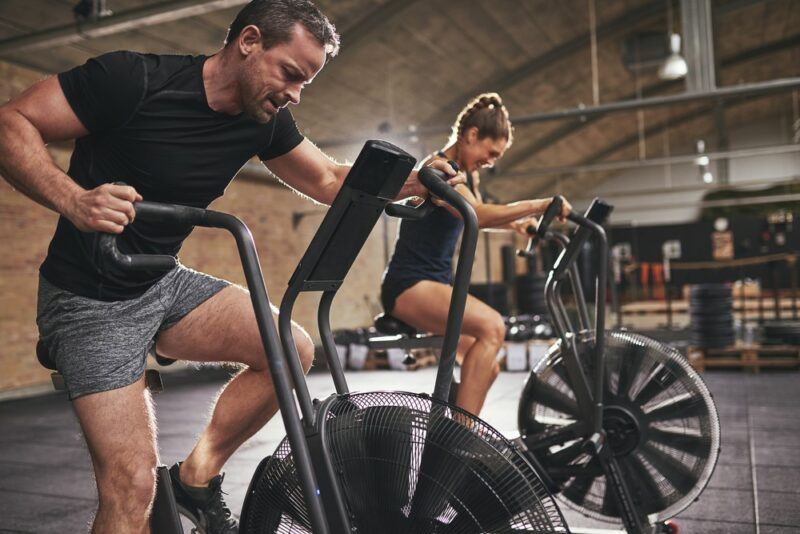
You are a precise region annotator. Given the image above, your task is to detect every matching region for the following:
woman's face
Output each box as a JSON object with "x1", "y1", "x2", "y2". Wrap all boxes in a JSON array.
[{"x1": 460, "y1": 130, "x2": 508, "y2": 173}]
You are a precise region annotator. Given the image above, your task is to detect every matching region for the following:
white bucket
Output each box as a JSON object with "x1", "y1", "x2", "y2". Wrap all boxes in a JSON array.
[
  {"x1": 348, "y1": 343, "x2": 368, "y2": 370},
  {"x1": 505, "y1": 342, "x2": 528, "y2": 372},
  {"x1": 387, "y1": 348, "x2": 408, "y2": 370}
]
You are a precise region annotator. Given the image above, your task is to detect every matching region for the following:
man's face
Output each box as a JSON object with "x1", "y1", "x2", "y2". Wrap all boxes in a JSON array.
[{"x1": 238, "y1": 23, "x2": 326, "y2": 123}]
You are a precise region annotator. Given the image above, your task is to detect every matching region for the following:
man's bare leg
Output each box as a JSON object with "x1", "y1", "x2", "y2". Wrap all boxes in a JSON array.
[
  {"x1": 154, "y1": 284, "x2": 315, "y2": 485},
  {"x1": 72, "y1": 377, "x2": 158, "y2": 534}
]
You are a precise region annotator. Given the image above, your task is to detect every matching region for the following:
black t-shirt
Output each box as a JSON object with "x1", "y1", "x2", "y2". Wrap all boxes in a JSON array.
[{"x1": 40, "y1": 51, "x2": 304, "y2": 301}]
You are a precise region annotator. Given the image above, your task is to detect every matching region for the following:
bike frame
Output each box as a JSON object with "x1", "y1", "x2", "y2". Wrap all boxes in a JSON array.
[
  {"x1": 100, "y1": 141, "x2": 480, "y2": 534},
  {"x1": 530, "y1": 199, "x2": 654, "y2": 533}
]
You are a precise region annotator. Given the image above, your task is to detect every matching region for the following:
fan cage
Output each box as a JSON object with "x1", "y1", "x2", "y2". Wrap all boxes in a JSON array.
[
  {"x1": 243, "y1": 390, "x2": 570, "y2": 533},
  {"x1": 524, "y1": 330, "x2": 720, "y2": 525}
]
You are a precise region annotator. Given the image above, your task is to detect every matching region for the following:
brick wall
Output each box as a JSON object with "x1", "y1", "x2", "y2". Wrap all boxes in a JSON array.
[
  {"x1": 0, "y1": 61, "x2": 60, "y2": 393},
  {"x1": 0, "y1": 170, "x2": 395, "y2": 393}
]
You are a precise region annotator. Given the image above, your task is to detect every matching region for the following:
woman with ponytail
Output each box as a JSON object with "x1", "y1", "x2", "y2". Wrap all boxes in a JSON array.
[{"x1": 381, "y1": 93, "x2": 571, "y2": 416}]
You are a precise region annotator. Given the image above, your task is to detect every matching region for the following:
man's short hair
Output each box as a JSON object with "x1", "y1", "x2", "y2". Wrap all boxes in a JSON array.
[{"x1": 225, "y1": 0, "x2": 340, "y2": 60}]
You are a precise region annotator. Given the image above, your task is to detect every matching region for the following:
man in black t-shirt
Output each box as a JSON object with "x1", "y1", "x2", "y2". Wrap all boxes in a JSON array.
[{"x1": 0, "y1": 1, "x2": 459, "y2": 532}]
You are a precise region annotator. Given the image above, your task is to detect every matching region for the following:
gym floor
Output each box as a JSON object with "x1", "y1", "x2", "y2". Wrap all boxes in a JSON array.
[{"x1": 1, "y1": 367, "x2": 798, "y2": 534}]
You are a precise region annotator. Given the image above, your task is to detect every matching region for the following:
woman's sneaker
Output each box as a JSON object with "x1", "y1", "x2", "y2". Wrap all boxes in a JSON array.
[{"x1": 169, "y1": 462, "x2": 239, "y2": 533}]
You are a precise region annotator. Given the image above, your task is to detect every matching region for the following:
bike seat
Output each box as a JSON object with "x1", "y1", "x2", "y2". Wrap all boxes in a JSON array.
[
  {"x1": 151, "y1": 348, "x2": 177, "y2": 367},
  {"x1": 374, "y1": 313, "x2": 420, "y2": 336},
  {"x1": 36, "y1": 339, "x2": 57, "y2": 371}
]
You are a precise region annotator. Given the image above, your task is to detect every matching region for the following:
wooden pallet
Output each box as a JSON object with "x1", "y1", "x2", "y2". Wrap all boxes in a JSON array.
[
  {"x1": 687, "y1": 344, "x2": 800, "y2": 372},
  {"x1": 621, "y1": 297, "x2": 799, "y2": 316}
]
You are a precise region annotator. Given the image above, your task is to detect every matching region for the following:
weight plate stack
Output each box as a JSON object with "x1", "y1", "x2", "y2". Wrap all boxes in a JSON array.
[
  {"x1": 689, "y1": 284, "x2": 734, "y2": 349},
  {"x1": 516, "y1": 274, "x2": 548, "y2": 317},
  {"x1": 762, "y1": 321, "x2": 800, "y2": 346}
]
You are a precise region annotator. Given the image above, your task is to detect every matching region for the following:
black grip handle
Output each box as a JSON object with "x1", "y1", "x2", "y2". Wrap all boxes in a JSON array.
[
  {"x1": 416, "y1": 159, "x2": 460, "y2": 200},
  {"x1": 133, "y1": 201, "x2": 208, "y2": 226},
  {"x1": 384, "y1": 160, "x2": 460, "y2": 220},
  {"x1": 99, "y1": 201, "x2": 209, "y2": 272},
  {"x1": 418, "y1": 166, "x2": 458, "y2": 201},
  {"x1": 385, "y1": 198, "x2": 435, "y2": 219},
  {"x1": 537, "y1": 195, "x2": 564, "y2": 239},
  {"x1": 98, "y1": 233, "x2": 176, "y2": 271},
  {"x1": 516, "y1": 224, "x2": 539, "y2": 258}
]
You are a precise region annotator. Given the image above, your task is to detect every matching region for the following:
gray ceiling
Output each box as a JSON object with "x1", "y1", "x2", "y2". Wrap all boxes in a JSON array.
[{"x1": 0, "y1": 0, "x2": 797, "y2": 200}]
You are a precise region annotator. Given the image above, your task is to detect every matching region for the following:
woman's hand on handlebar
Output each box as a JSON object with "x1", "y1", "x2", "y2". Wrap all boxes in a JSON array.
[
  {"x1": 546, "y1": 196, "x2": 572, "y2": 222},
  {"x1": 396, "y1": 159, "x2": 466, "y2": 200},
  {"x1": 65, "y1": 182, "x2": 142, "y2": 234},
  {"x1": 510, "y1": 216, "x2": 538, "y2": 236}
]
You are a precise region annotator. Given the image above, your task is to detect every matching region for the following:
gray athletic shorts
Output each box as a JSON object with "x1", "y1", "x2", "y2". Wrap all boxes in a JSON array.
[{"x1": 36, "y1": 265, "x2": 230, "y2": 400}]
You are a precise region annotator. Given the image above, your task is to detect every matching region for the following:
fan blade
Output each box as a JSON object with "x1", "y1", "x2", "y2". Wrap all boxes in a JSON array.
[
  {"x1": 638, "y1": 442, "x2": 697, "y2": 494},
  {"x1": 602, "y1": 364, "x2": 614, "y2": 402},
  {"x1": 547, "y1": 440, "x2": 586, "y2": 466},
  {"x1": 531, "y1": 379, "x2": 580, "y2": 418},
  {"x1": 600, "y1": 478, "x2": 619, "y2": 517},
  {"x1": 551, "y1": 360, "x2": 570, "y2": 387},
  {"x1": 615, "y1": 344, "x2": 643, "y2": 400},
  {"x1": 645, "y1": 394, "x2": 707, "y2": 423},
  {"x1": 648, "y1": 428, "x2": 709, "y2": 459},
  {"x1": 619, "y1": 453, "x2": 669, "y2": 512},
  {"x1": 633, "y1": 363, "x2": 678, "y2": 406},
  {"x1": 561, "y1": 473, "x2": 596, "y2": 505}
]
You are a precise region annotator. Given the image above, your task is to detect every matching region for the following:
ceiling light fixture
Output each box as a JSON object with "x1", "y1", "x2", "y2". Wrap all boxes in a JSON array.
[
  {"x1": 695, "y1": 139, "x2": 713, "y2": 183},
  {"x1": 658, "y1": 33, "x2": 688, "y2": 80}
]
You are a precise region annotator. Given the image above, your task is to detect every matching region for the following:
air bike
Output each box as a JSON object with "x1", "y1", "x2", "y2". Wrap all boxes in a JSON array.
[
  {"x1": 515, "y1": 197, "x2": 721, "y2": 534},
  {"x1": 100, "y1": 140, "x2": 570, "y2": 533}
]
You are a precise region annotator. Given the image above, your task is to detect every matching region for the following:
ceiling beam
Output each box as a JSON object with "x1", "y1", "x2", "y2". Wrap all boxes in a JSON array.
[
  {"x1": 0, "y1": 0, "x2": 249, "y2": 56},
  {"x1": 333, "y1": 0, "x2": 423, "y2": 56},
  {"x1": 419, "y1": 0, "x2": 667, "y2": 129},
  {"x1": 491, "y1": 34, "x2": 800, "y2": 177},
  {"x1": 316, "y1": 21, "x2": 799, "y2": 150},
  {"x1": 496, "y1": 76, "x2": 800, "y2": 126},
  {"x1": 493, "y1": 144, "x2": 800, "y2": 181},
  {"x1": 0, "y1": 0, "x2": 420, "y2": 68},
  {"x1": 581, "y1": 176, "x2": 800, "y2": 203},
  {"x1": 608, "y1": 192, "x2": 800, "y2": 213},
  {"x1": 517, "y1": 94, "x2": 790, "y2": 200}
]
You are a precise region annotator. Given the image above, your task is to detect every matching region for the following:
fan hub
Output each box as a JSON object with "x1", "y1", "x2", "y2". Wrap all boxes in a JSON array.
[{"x1": 602, "y1": 405, "x2": 641, "y2": 457}]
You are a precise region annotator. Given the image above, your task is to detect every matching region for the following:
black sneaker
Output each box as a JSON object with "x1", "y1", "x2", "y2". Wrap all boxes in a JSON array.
[{"x1": 169, "y1": 462, "x2": 239, "y2": 533}]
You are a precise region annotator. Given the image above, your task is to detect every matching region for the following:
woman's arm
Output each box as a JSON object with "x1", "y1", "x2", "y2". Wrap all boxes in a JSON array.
[{"x1": 441, "y1": 180, "x2": 553, "y2": 229}]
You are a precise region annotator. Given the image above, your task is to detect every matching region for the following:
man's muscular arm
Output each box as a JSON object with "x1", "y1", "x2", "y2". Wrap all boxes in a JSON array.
[
  {"x1": 262, "y1": 138, "x2": 348, "y2": 205},
  {"x1": 0, "y1": 77, "x2": 139, "y2": 233},
  {"x1": 265, "y1": 139, "x2": 465, "y2": 206}
]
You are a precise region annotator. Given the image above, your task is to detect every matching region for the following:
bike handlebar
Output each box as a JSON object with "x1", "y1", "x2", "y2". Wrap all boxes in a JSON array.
[
  {"x1": 536, "y1": 195, "x2": 564, "y2": 239},
  {"x1": 98, "y1": 201, "x2": 210, "y2": 272},
  {"x1": 384, "y1": 160, "x2": 461, "y2": 221},
  {"x1": 384, "y1": 198, "x2": 436, "y2": 219}
]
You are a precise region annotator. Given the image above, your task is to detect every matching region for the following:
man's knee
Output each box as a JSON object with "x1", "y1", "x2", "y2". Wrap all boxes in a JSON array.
[
  {"x1": 247, "y1": 326, "x2": 313, "y2": 373},
  {"x1": 96, "y1": 455, "x2": 157, "y2": 511}
]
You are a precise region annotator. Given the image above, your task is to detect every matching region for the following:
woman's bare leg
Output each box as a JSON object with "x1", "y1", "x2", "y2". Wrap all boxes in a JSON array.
[{"x1": 392, "y1": 281, "x2": 505, "y2": 415}]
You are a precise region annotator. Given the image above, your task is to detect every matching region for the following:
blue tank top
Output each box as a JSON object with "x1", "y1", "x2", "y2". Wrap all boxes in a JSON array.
[{"x1": 383, "y1": 166, "x2": 475, "y2": 286}]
